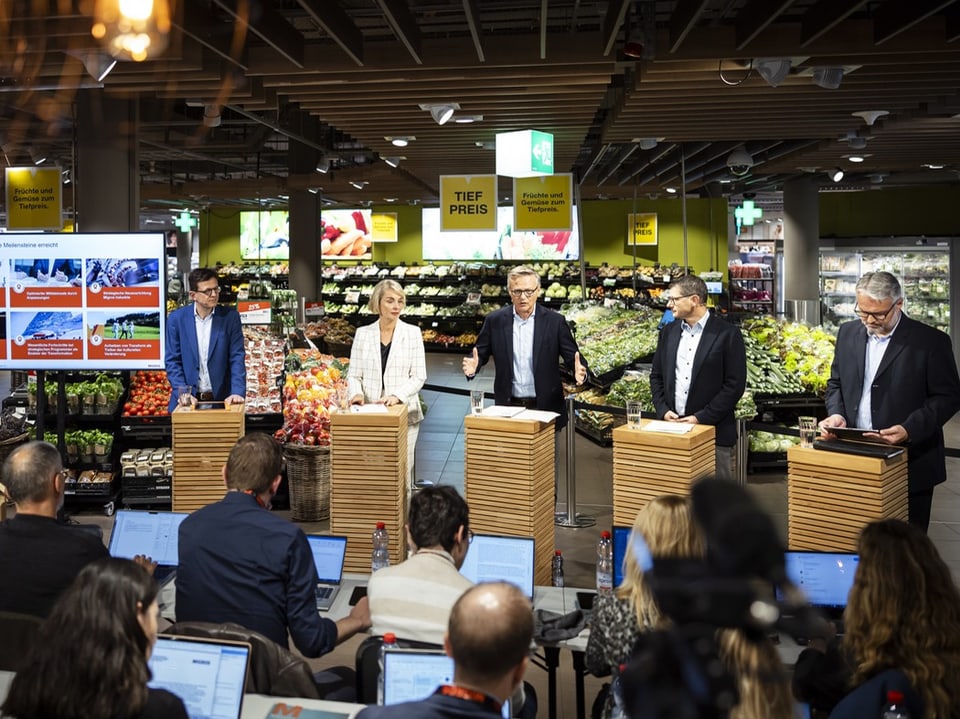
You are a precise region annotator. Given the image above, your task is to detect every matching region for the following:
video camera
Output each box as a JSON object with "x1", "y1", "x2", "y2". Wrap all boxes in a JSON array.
[{"x1": 618, "y1": 478, "x2": 829, "y2": 719}]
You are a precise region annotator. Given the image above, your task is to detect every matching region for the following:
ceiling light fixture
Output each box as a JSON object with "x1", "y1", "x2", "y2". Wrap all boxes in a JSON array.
[
  {"x1": 454, "y1": 115, "x2": 483, "y2": 124},
  {"x1": 68, "y1": 50, "x2": 117, "y2": 82},
  {"x1": 91, "y1": 0, "x2": 172, "y2": 62},
  {"x1": 754, "y1": 58, "x2": 791, "y2": 87},
  {"x1": 665, "y1": 187, "x2": 677, "y2": 194},
  {"x1": 419, "y1": 103, "x2": 460, "y2": 125},
  {"x1": 349, "y1": 180, "x2": 368, "y2": 190},
  {"x1": 847, "y1": 155, "x2": 865, "y2": 163},
  {"x1": 638, "y1": 138, "x2": 659, "y2": 150},
  {"x1": 307, "y1": 188, "x2": 319, "y2": 195},
  {"x1": 383, "y1": 156, "x2": 404, "y2": 168},
  {"x1": 62, "y1": 169, "x2": 71, "y2": 184},
  {"x1": 202, "y1": 104, "x2": 221, "y2": 128},
  {"x1": 315, "y1": 156, "x2": 330, "y2": 173},
  {"x1": 848, "y1": 136, "x2": 868, "y2": 150},
  {"x1": 852, "y1": 110, "x2": 889, "y2": 126},
  {"x1": 29, "y1": 148, "x2": 46, "y2": 165},
  {"x1": 385, "y1": 136, "x2": 414, "y2": 147},
  {"x1": 922, "y1": 163, "x2": 945, "y2": 170},
  {"x1": 812, "y1": 67, "x2": 844, "y2": 90},
  {"x1": 828, "y1": 167, "x2": 844, "y2": 182}
]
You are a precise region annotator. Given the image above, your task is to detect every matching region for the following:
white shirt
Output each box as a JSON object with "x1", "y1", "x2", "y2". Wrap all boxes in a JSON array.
[
  {"x1": 511, "y1": 309, "x2": 536, "y2": 398},
  {"x1": 674, "y1": 312, "x2": 710, "y2": 416},
  {"x1": 194, "y1": 306, "x2": 214, "y2": 393},
  {"x1": 856, "y1": 316, "x2": 901, "y2": 429}
]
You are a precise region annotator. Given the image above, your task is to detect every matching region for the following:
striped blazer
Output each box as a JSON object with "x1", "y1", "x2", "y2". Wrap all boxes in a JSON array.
[{"x1": 347, "y1": 318, "x2": 427, "y2": 423}]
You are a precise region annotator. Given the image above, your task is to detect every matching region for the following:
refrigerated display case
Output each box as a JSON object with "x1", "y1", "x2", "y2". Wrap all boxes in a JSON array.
[{"x1": 820, "y1": 248, "x2": 950, "y2": 334}]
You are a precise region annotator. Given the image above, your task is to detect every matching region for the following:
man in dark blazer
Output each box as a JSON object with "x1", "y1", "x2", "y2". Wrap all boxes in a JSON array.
[
  {"x1": 462, "y1": 265, "x2": 587, "y2": 429},
  {"x1": 821, "y1": 271, "x2": 960, "y2": 531},
  {"x1": 356, "y1": 582, "x2": 534, "y2": 719},
  {"x1": 650, "y1": 275, "x2": 746, "y2": 480},
  {"x1": 165, "y1": 267, "x2": 246, "y2": 412}
]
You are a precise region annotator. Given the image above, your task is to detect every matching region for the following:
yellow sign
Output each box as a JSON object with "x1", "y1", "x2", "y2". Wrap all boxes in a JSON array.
[
  {"x1": 5, "y1": 167, "x2": 63, "y2": 231},
  {"x1": 371, "y1": 212, "x2": 398, "y2": 242},
  {"x1": 627, "y1": 212, "x2": 658, "y2": 246},
  {"x1": 439, "y1": 175, "x2": 497, "y2": 231},
  {"x1": 513, "y1": 174, "x2": 572, "y2": 231}
]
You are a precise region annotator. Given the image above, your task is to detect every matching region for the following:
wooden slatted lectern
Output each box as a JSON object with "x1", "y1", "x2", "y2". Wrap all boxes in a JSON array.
[
  {"x1": 464, "y1": 414, "x2": 556, "y2": 587},
  {"x1": 612, "y1": 420, "x2": 716, "y2": 525},
  {"x1": 787, "y1": 445, "x2": 908, "y2": 551},
  {"x1": 330, "y1": 404, "x2": 408, "y2": 573},
  {"x1": 171, "y1": 405, "x2": 245, "y2": 512}
]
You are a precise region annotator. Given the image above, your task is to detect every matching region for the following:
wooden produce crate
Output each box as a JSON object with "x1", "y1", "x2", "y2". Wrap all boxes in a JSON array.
[
  {"x1": 787, "y1": 445, "x2": 908, "y2": 551},
  {"x1": 330, "y1": 404, "x2": 408, "y2": 573},
  {"x1": 171, "y1": 405, "x2": 245, "y2": 512},
  {"x1": 612, "y1": 420, "x2": 716, "y2": 526},
  {"x1": 464, "y1": 414, "x2": 557, "y2": 587}
]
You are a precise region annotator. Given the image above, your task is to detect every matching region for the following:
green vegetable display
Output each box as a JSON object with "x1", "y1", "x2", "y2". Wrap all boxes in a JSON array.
[
  {"x1": 741, "y1": 317, "x2": 836, "y2": 395},
  {"x1": 564, "y1": 304, "x2": 661, "y2": 377}
]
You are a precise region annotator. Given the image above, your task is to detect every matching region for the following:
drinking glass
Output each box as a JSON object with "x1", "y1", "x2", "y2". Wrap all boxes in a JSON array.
[
  {"x1": 470, "y1": 389, "x2": 484, "y2": 416},
  {"x1": 626, "y1": 401, "x2": 642, "y2": 429},
  {"x1": 177, "y1": 385, "x2": 193, "y2": 410},
  {"x1": 798, "y1": 416, "x2": 817, "y2": 448}
]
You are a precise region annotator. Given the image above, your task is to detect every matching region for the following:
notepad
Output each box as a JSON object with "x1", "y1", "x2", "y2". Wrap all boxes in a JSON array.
[
  {"x1": 642, "y1": 420, "x2": 694, "y2": 434},
  {"x1": 482, "y1": 405, "x2": 525, "y2": 417}
]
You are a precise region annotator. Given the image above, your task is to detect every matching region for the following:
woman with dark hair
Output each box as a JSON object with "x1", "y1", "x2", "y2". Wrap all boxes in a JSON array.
[
  {"x1": 794, "y1": 519, "x2": 960, "y2": 718},
  {"x1": 2, "y1": 557, "x2": 188, "y2": 719}
]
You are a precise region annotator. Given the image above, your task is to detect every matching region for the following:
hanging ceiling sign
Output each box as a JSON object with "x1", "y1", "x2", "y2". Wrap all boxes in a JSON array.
[
  {"x1": 439, "y1": 175, "x2": 497, "y2": 231},
  {"x1": 627, "y1": 212, "x2": 659, "y2": 246},
  {"x1": 513, "y1": 173, "x2": 572, "y2": 231},
  {"x1": 495, "y1": 130, "x2": 554, "y2": 178},
  {"x1": 5, "y1": 167, "x2": 63, "y2": 231},
  {"x1": 371, "y1": 212, "x2": 398, "y2": 243}
]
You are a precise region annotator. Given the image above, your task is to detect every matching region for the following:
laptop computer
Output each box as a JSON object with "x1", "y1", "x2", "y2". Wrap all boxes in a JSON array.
[
  {"x1": 381, "y1": 648, "x2": 510, "y2": 718},
  {"x1": 148, "y1": 634, "x2": 250, "y2": 719},
  {"x1": 778, "y1": 550, "x2": 859, "y2": 629},
  {"x1": 612, "y1": 525, "x2": 631, "y2": 588},
  {"x1": 459, "y1": 533, "x2": 535, "y2": 599},
  {"x1": 108, "y1": 510, "x2": 189, "y2": 587},
  {"x1": 306, "y1": 534, "x2": 348, "y2": 612}
]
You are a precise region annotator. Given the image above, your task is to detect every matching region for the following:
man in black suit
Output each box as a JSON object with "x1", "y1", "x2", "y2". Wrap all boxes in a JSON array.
[
  {"x1": 821, "y1": 271, "x2": 960, "y2": 531},
  {"x1": 462, "y1": 264, "x2": 587, "y2": 428},
  {"x1": 356, "y1": 582, "x2": 534, "y2": 719},
  {"x1": 650, "y1": 275, "x2": 747, "y2": 480}
]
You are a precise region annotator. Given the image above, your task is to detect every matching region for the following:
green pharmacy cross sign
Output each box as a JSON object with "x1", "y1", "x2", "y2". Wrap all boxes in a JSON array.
[
  {"x1": 174, "y1": 210, "x2": 197, "y2": 233},
  {"x1": 734, "y1": 199, "x2": 763, "y2": 234}
]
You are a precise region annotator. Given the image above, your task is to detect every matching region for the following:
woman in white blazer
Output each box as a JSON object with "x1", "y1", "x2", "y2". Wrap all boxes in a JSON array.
[{"x1": 347, "y1": 279, "x2": 427, "y2": 494}]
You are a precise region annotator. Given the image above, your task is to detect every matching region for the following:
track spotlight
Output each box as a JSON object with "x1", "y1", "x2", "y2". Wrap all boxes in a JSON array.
[
  {"x1": 827, "y1": 167, "x2": 844, "y2": 182},
  {"x1": 754, "y1": 58, "x2": 791, "y2": 87},
  {"x1": 638, "y1": 138, "x2": 658, "y2": 150},
  {"x1": 69, "y1": 50, "x2": 117, "y2": 82},
  {"x1": 29, "y1": 148, "x2": 46, "y2": 165},
  {"x1": 383, "y1": 156, "x2": 404, "y2": 168},
  {"x1": 852, "y1": 110, "x2": 889, "y2": 127},
  {"x1": 419, "y1": 103, "x2": 460, "y2": 125},
  {"x1": 202, "y1": 104, "x2": 221, "y2": 128},
  {"x1": 812, "y1": 67, "x2": 844, "y2": 90},
  {"x1": 315, "y1": 156, "x2": 330, "y2": 174},
  {"x1": 385, "y1": 136, "x2": 414, "y2": 147}
]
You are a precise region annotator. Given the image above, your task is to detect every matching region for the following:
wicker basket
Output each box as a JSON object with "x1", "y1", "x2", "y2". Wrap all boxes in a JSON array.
[
  {"x1": 283, "y1": 443, "x2": 331, "y2": 521},
  {"x1": 325, "y1": 340, "x2": 353, "y2": 358}
]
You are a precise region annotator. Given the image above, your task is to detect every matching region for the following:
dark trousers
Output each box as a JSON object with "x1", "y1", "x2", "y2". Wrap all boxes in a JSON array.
[{"x1": 908, "y1": 488, "x2": 934, "y2": 533}]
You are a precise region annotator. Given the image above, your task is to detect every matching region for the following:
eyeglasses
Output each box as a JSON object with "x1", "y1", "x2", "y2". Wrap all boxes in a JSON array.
[
  {"x1": 467, "y1": 529, "x2": 475, "y2": 544},
  {"x1": 509, "y1": 288, "x2": 539, "y2": 298},
  {"x1": 195, "y1": 286, "x2": 221, "y2": 297},
  {"x1": 665, "y1": 293, "x2": 696, "y2": 305},
  {"x1": 854, "y1": 301, "x2": 899, "y2": 321}
]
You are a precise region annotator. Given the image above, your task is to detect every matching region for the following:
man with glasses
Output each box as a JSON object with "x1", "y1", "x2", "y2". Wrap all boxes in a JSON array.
[
  {"x1": 0, "y1": 441, "x2": 108, "y2": 617},
  {"x1": 461, "y1": 264, "x2": 587, "y2": 427},
  {"x1": 821, "y1": 271, "x2": 960, "y2": 531},
  {"x1": 165, "y1": 267, "x2": 246, "y2": 411},
  {"x1": 650, "y1": 275, "x2": 746, "y2": 480}
]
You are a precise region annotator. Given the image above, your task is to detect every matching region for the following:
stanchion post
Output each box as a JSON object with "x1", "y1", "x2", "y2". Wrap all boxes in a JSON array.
[
  {"x1": 556, "y1": 395, "x2": 595, "y2": 528},
  {"x1": 736, "y1": 418, "x2": 748, "y2": 486}
]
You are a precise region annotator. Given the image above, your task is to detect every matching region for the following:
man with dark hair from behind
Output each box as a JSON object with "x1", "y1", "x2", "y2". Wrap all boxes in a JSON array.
[
  {"x1": 176, "y1": 432, "x2": 371, "y2": 698},
  {"x1": 367, "y1": 485, "x2": 473, "y2": 645},
  {"x1": 0, "y1": 441, "x2": 108, "y2": 617},
  {"x1": 357, "y1": 582, "x2": 534, "y2": 719}
]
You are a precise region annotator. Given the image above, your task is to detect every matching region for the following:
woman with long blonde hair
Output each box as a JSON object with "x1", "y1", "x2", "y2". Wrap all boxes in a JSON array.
[
  {"x1": 585, "y1": 494, "x2": 704, "y2": 719},
  {"x1": 716, "y1": 628, "x2": 795, "y2": 719}
]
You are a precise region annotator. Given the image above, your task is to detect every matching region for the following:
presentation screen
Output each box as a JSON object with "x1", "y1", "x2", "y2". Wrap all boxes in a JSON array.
[
  {"x1": 240, "y1": 210, "x2": 289, "y2": 260},
  {"x1": 421, "y1": 206, "x2": 580, "y2": 261},
  {"x1": 0, "y1": 232, "x2": 166, "y2": 370}
]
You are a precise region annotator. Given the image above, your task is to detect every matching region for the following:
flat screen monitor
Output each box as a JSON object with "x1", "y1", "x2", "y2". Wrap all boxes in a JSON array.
[
  {"x1": 459, "y1": 533, "x2": 535, "y2": 599},
  {"x1": 239, "y1": 210, "x2": 289, "y2": 260},
  {"x1": 0, "y1": 232, "x2": 166, "y2": 370}
]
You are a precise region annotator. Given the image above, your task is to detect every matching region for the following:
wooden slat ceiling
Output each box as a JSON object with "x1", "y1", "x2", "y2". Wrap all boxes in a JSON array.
[{"x1": 2, "y1": 0, "x2": 960, "y2": 212}]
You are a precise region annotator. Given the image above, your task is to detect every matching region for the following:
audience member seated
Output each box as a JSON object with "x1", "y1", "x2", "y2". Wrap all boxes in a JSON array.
[
  {"x1": 716, "y1": 628, "x2": 795, "y2": 719},
  {"x1": 356, "y1": 582, "x2": 534, "y2": 719},
  {"x1": 368, "y1": 485, "x2": 473, "y2": 644},
  {"x1": 176, "y1": 432, "x2": 370, "y2": 698},
  {"x1": 1, "y1": 557, "x2": 189, "y2": 719},
  {"x1": 0, "y1": 441, "x2": 108, "y2": 617},
  {"x1": 585, "y1": 494, "x2": 704, "y2": 719},
  {"x1": 793, "y1": 519, "x2": 960, "y2": 717}
]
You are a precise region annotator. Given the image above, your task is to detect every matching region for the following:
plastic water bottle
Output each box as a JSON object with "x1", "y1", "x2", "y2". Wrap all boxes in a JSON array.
[
  {"x1": 372, "y1": 522, "x2": 390, "y2": 573},
  {"x1": 609, "y1": 664, "x2": 627, "y2": 719},
  {"x1": 551, "y1": 550, "x2": 565, "y2": 587},
  {"x1": 882, "y1": 690, "x2": 911, "y2": 719},
  {"x1": 376, "y1": 632, "x2": 397, "y2": 705},
  {"x1": 597, "y1": 530, "x2": 613, "y2": 594}
]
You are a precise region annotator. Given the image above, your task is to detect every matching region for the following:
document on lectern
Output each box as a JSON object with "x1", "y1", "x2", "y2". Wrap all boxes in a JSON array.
[
  {"x1": 642, "y1": 420, "x2": 695, "y2": 434},
  {"x1": 482, "y1": 405, "x2": 525, "y2": 418}
]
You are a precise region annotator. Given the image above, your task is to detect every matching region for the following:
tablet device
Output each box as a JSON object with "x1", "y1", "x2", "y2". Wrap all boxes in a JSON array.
[
  {"x1": 826, "y1": 426, "x2": 888, "y2": 444},
  {"x1": 197, "y1": 401, "x2": 226, "y2": 411}
]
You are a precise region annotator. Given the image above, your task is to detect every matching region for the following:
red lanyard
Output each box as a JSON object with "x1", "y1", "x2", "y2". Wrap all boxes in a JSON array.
[
  {"x1": 242, "y1": 489, "x2": 268, "y2": 509},
  {"x1": 438, "y1": 685, "x2": 502, "y2": 713}
]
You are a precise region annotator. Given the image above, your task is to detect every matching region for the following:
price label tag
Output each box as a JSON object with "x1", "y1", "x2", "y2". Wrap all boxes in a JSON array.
[
  {"x1": 465, "y1": 292, "x2": 481, "y2": 306},
  {"x1": 603, "y1": 298, "x2": 619, "y2": 308},
  {"x1": 431, "y1": 322, "x2": 439, "y2": 328},
  {"x1": 603, "y1": 278, "x2": 617, "y2": 287},
  {"x1": 662, "y1": 274, "x2": 671, "y2": 283},
  {"x1": 345, "y1": 290, "x2": 361, "y2": 304},
  {"x1": 304, "y1": 301, "x2": 325, "y2": 318}
]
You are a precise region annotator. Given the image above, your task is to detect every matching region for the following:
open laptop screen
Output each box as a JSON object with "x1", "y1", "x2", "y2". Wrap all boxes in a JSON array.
[
  {"x1": 148, "y1": 635, "x2": 250, "y2": 719},
  {"x1": 459, "y1": 534, "x2": 535, "y2": 599},
  {"x1": 108, "y1": 510, "x2": 189, "y2": 565},
  {"x1": 780, "y1": 550, "x2": 859, "y2": 612},
  {"x1": 612, "y1": 526, "x2": 631, "y2": 588},
  {"x1": 306, "y1": 534, "x2": 348, "y2": 583},
  {"x1": 382, "y1": 649, "x2": 453, "y2": 706}
]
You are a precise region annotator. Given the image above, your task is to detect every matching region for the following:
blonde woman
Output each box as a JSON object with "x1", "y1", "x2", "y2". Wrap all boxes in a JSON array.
[
  {"x1": 585, "y1": 494, "x2": 704, "y2": 719},
  {"x1": 348, "y1": 279, "x2": 427, "y2": 494},
  {"x1": 716, "y1": 628, "x2": 795, "y2": 719}
]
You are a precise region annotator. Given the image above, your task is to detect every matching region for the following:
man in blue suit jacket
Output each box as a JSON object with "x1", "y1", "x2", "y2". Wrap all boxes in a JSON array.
[
  {"x1": 356, "y1": 582, "x2": 533, "y2": 719},
  {"x1": 650, "y1": 275, "x2": 746, "y2": 480},
  {"x1": 165, "y1": 267, "x2": 246, "y2": 411}
]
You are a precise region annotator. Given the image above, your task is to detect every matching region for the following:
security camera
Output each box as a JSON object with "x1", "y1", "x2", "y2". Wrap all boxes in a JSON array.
[{"x1": 727, "y1": 148, "x2": 754, "y2": 177}]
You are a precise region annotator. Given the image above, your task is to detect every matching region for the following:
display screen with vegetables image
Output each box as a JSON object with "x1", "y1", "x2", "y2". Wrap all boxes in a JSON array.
[
  {"x1": 240, "y1": 210, "x2": 290, "y2": 260},
  {"x1": 320, "y1": 209, "x2": 373, "y2": 259}
]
